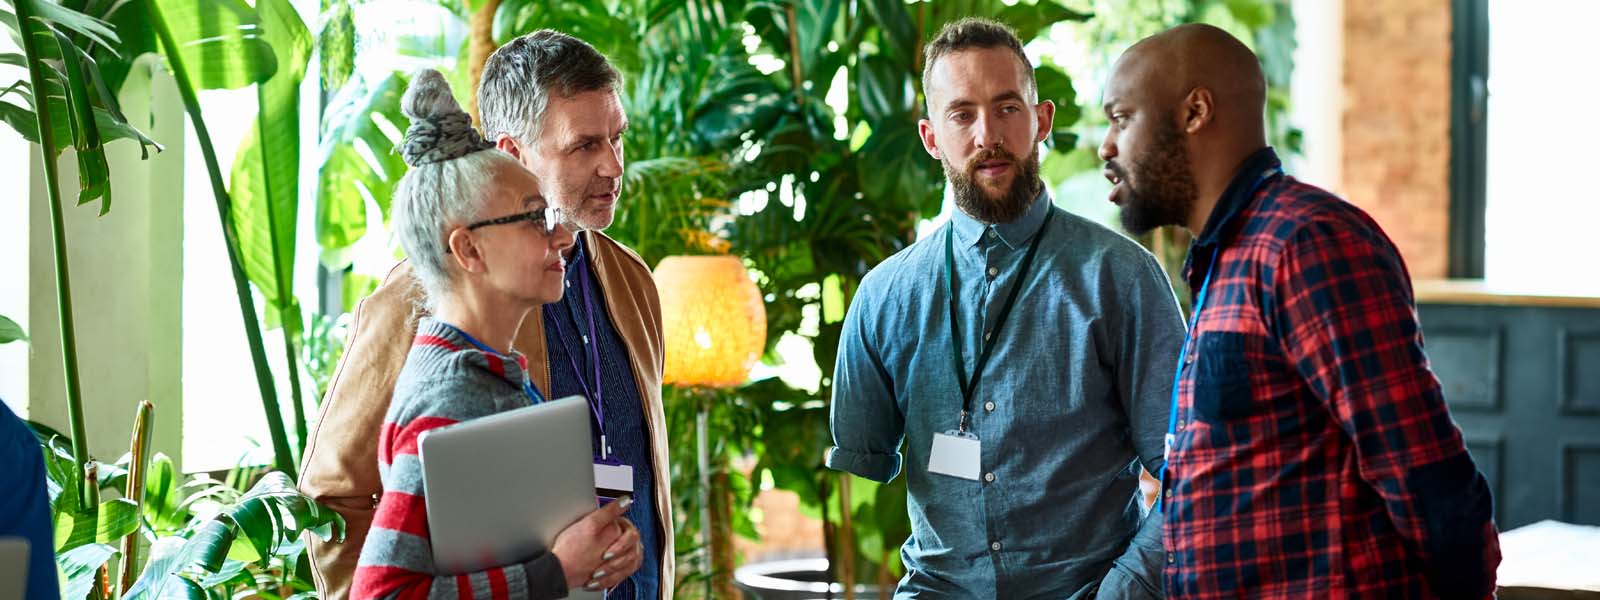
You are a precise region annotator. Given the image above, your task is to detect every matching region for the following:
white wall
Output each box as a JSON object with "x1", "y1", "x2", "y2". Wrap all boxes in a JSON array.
[
  {"x1": 26, "y1": 66, "x2": 186, "y2": 467},
  {"x1": 1, "y1": 36, "x2": 31, "y2": 416}
]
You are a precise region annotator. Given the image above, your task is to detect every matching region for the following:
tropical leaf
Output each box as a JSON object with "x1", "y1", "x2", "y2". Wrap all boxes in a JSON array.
[
  {"x1": 493, "y1": 0, "x2": 647, "y2": 74},
  {"x1": 51, "y1": 28, "x2": 113, "y2": 213},
  {"x1": 20, "y1": 0, "x2": 118, "y2": 48},
  {"x1": 123, "y1": 536, "x2": 200, "y2": 600},
  {"x1": 0, "y1": 313, "x2": 26, "y2": 344},
  {"x1": 0, "y1": 0, "x2": 159, "y2": 215},
  {"x1": 150, "y1": 0, "x2": 277, "y2": 90},
  {"x1": 997, "y1": 0, "x2": 1094, "y2": 42},
  {"x1": 57, "y1": 542, "x2": 119, "y2": 600},
  {"x1": 54, "y1": 497, "x2": 140, "y2": 552},
  {"x1": 861, "y1": 0, "x2": 916, "y2": 68},
  {"x1": 144, "y1": 453, "x2": 189, "y2": 532},
  {"x1": 316, "y1": 72, "x2": 408, "y2": 266},
  {"x1": 38, "y1": 435, "x2": 79, "y2": 514},
  {"x1": 855, "y1": 54, "x2": 911, "y2": 125},
  {"x1": 612, "y1": 155, "x2": 734, "y2": 265},
  {"x1": 230, "y1": 0, "x2": 312, "y2": 334},
  {"x1": 125, "y1": 472, "x2": 343, "y2": 598}
]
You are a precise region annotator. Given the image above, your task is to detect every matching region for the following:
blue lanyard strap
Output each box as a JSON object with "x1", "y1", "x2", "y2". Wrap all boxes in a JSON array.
[
  {"x1": 1157, "y1": 250, "x2": 1217, "y2": 511},
  {"x1": 1156, "y1": 166, "x2": 1282, "y2": 512},
  {"x1": 437, "y1": 321, "x2": 545, "y2": 406}
]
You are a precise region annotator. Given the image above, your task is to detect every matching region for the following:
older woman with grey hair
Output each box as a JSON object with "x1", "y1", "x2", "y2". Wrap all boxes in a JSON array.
[{"x1": 351, "y1": 69, "x2": 642, "y2": 600}]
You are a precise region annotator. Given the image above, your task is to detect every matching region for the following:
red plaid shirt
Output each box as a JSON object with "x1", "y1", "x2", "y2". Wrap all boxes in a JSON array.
[{"x1": 1162, "y1": 149, "x2": 1501, "y2": 599}]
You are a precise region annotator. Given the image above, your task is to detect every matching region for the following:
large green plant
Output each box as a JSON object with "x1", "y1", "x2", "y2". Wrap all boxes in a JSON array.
[
  {"x1": 142, "y1": 0, "x2": 316, "y2": 477},
  {"x1": 228, "y1": 0, "x2": 317, "y2": 457},
  {"x1": 1, "y1": 0, "x2": 160, "y2": 568},
  {"x1": 33, "y1": 423, "x2": 343, "y2": 599}
]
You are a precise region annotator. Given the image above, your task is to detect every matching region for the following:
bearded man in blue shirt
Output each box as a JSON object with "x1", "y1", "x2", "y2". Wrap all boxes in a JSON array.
[{"x1": 826, "y1": 17, "x2": 1185, "y2": 600}]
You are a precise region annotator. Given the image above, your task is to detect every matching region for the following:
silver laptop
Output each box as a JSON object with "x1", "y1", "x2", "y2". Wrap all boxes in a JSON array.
[
  {"x1": 0, "y1": 537, "x2": 28, "y2": 600},
  {"x1": 419, "y1": 396, "x2": 597, "y2": 577}
]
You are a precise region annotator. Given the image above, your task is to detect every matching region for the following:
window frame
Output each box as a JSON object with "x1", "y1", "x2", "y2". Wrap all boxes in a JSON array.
[{"x1": 1448, "y1": 0, "x2": 1489, "y2": 278}]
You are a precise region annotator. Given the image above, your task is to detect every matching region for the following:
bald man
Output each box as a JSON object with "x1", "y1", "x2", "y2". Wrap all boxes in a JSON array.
[{"x1": 1100, "y1": 24, "x2": 1500, "y2": 599}]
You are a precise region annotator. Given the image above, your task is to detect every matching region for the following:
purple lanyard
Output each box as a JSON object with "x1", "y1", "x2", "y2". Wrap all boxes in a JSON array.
[{"x1": 547, "y1": 253, "x2": 609, "y2": 458}]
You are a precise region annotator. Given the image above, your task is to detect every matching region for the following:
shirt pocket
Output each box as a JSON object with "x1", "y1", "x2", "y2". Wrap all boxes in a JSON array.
[{"x1": 1193, "y1": 332, "x2": 1255, "y2": 423}]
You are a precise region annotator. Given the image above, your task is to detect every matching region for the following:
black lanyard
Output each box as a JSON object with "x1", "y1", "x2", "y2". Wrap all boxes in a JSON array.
[{"x1": 944, "y1": 208, "x2": 1055, "y2": 432}]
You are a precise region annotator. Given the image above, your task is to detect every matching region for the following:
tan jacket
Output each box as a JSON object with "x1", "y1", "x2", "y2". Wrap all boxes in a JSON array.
[{"x1": 298, "y1": 230, "x2": 674, "y2": 600}]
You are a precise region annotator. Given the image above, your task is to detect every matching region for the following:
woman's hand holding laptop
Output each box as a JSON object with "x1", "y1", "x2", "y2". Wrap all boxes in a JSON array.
[{"x1": 552, "y1": 495, "x2": 644, "y2": 592}]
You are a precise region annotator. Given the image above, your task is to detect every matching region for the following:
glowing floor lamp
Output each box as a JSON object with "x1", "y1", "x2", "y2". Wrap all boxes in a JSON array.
[{"x1": 655, "y1": 255, "x2": 766, "y2": 598}]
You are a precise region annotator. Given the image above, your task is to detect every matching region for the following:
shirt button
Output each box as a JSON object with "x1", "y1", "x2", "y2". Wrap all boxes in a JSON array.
[
  {"x1": 1183, "y1": 352, "x2": 1195, "y2": 366},
  {"x1": 1164, "y1": 489, "x2": 1173, "y2": 500},
  {"x1": 987, "y1": 267, "x2": 998, "y2": 277},
  {"x1": 1167, "y1": 552, "x2": 1175, "y2": 564},
  {"x1": 988, "y1": 230, "x2": 997, "y2": 239},
  {"x1": 983, "y1": 331, "x2": 992, "y2": 341},
  {"x1": 984, "y1": 401, "x2": 996, "y2": 412},
  {"x1": 991, "y1": 541, "x2": 1002, "y2": 551},
  {"x1": 984, "y1": 472, "x2": 995, "y2": 483},
  {"x1": 1177, "y1": 419, "x2": 1186, "y2": 430}
]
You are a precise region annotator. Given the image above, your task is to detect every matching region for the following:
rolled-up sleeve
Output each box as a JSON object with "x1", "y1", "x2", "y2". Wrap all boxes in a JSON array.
[{"x1": 825, "y1": 283, "x2": 904, "y2": 483}]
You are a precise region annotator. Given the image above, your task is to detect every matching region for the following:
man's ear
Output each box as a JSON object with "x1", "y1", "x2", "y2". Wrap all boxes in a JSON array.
[
  {"x1": 1032, "y1": 99, "x2": 1056, "y2": 144},
  {"x1": 495, "y1": 136, "x2": 521, "y2": 161},
  {"x1": 446, "y1": 227, "x2": 485, "y2": 273},
  {"x1": 1182, "y1": 87, "x2": 1216, "y2": 135},
  {"x1": 918, "y1": 118, "x2": 942, "y2": 160}
]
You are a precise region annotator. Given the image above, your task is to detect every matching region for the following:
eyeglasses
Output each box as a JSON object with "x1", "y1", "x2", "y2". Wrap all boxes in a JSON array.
[
  {"x1": 465, "y1": 206, "x2": 563, "y2": 235},
  {"x1": 444, "y1": 206, "x2": 563, "y2": 254}
]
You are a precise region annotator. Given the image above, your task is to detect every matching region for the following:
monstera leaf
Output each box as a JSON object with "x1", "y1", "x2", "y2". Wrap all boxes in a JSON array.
[{"x1": 316, "y1": 71, "x2": 409, "y2": 267}]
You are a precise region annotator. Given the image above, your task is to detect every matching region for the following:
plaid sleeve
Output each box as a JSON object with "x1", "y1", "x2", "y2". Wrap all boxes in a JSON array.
[{"x1": 1270, "y1": 216, "x2": 1501, "y2": 599}]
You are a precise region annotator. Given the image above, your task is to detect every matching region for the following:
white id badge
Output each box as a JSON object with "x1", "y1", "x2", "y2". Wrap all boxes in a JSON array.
[
  {"x1": 594, "y1": 462, "x2": 634, "y2": 500},
  {"x1": 928, "y1": 430, "x2": 981, "y2": 481}
]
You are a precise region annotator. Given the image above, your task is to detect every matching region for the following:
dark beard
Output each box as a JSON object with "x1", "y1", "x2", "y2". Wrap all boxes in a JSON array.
[
  {"x1": 945, "y1": 145, "x2": 1042, "y2": 224},
  {"x1": 1114, "y1": 119, "x2": 1198, "y2": 235}
]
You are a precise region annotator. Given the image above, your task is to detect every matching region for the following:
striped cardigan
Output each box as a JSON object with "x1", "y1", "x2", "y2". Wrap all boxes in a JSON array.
[{"x1": 352, "y1": 317, "x2": 568, "y2": 600}]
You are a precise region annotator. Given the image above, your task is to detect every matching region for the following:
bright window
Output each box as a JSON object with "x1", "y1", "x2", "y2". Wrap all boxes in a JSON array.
[{"x1": 1481, "y1": 0, "x2": 1600, "y2": 290}]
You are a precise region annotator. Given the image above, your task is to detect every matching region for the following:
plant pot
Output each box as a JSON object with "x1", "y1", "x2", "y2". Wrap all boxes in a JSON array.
[{"x1": 734, "y1": 558, "x2": 884, "y2": 600}]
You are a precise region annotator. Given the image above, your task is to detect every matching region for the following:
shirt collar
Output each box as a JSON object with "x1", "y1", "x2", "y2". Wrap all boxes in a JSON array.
[
  {"x1": 1182, "y1": 147, "x2": 1283, "y2": 286},
  {"x1": 1193, "y1": 147, "x2": 1283, "y2": 249},
  {"x1": 950, "y1": 186, "x2": 1053, "y2": 250}
]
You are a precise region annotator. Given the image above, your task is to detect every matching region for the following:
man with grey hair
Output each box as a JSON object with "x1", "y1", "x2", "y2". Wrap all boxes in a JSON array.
[
  {"x1": 299, "y1": 30, "x2": 673, "y2": 600},
  {"x1": 827, "y1": 18, "x2": 1182, "y2": 598}
]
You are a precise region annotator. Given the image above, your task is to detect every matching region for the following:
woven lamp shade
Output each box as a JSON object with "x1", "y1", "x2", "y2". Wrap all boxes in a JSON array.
[{"x1": 654, "y1": 255, "x2": 767, "y2": 388}]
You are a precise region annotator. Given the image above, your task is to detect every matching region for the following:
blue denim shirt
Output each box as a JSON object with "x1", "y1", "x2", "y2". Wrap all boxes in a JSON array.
[{"x1": 826, "y1": 191, "x2": 1184, "y2": 598}]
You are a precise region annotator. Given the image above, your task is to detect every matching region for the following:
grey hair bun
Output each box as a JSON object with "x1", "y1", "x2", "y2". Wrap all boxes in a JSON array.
[{"x1": 398, "y1": 69, "x2": 494, "y2": 167}]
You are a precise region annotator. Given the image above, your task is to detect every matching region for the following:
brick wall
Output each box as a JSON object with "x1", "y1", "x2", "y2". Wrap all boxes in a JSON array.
[{"x1": 1339, "y1": 0, "x2": 1453, "y2": 279}]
